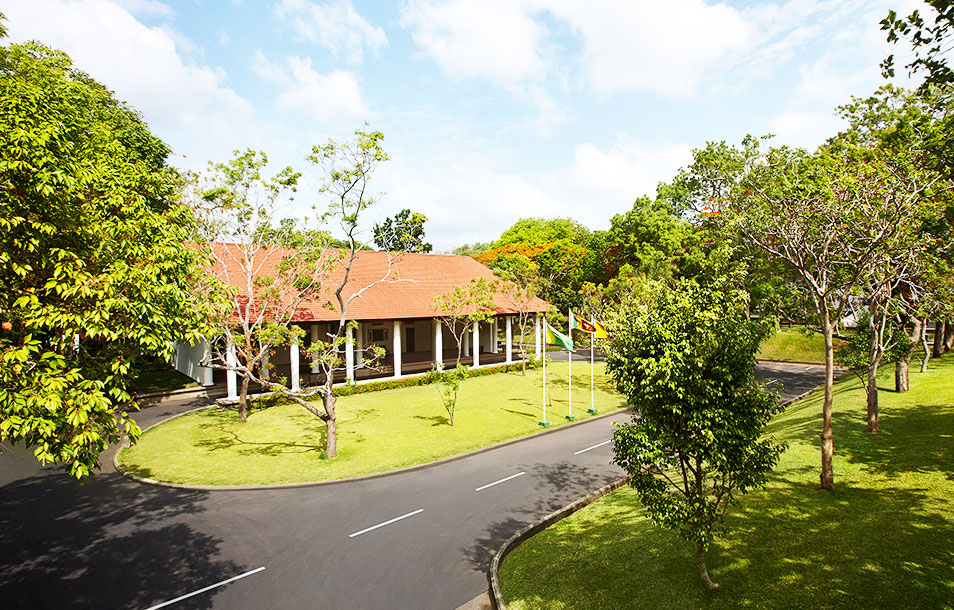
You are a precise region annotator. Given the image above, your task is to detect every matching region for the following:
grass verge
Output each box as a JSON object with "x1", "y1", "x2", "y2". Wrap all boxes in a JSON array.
[
  {"x1": 499, "y1": 355, "x2": 954, "y2": 610},
  {"x1": 756, "y1": 326, "x2": 846, "y2": 363},
  {"x1": 118, "y1": 362, "x2": 625, "y2": 485}
]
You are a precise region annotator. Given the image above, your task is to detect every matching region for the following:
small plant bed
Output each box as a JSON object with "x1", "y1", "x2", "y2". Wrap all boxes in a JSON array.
[
  {"x1": 118, "y1": 362, "x2": 625, "y2": 485},
  {"x1": 756, "y1": 325, "x2": 847, "y2": 363},
  {"x1": 498, "y1": 356, "x2": 954, "y2": 610}
]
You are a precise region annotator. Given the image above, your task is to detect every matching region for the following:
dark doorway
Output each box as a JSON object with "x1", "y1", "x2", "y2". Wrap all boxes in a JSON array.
[{"x1": 406, "y1": 327, "x2": 415, "y2": 353}]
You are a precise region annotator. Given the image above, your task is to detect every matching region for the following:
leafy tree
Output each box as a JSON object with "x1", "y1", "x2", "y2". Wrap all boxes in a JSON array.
[
  {"x1": 304, "y1": 127, "x2": 397, "y2": 456},
  {"x1": 429, "y1": 278, "x2": 497, "y2": 425},
  {"x1": 192, "y1": 149, "x2": 309, "y2": 423},
  {"x1": 373, "y1": 208, "x2": 432, "y2": 253},
  {"x1": 882, "y1": 1, "x2": 954, "y2": 90},
  {"x1": 196, "y1": 129, "x2": 395, "y2": 459},
  {"x1": 492, "y1": 217, "x2": 591, "y2": 248},
  {"x1": 451, "y1": 242, "x2": 491, "y2": 257},
  {"x1": 494, "y1": 254, "x2": 543, "y2": 375},
  {"x1": 834, "y1": 85, "x2": 954, "y2": 426},
  {"x1": 608, "y1": 278, "x2": 783, "y2": 591},
  {"x1": 0, "y1": 37, "x2": 218, "y2": 477},
  {"x1": 718, "y1": 136, "x2": 940, "y2": 487},
  {"x1": 602, "y1": 196, "x2": 704, "y2": 283}
]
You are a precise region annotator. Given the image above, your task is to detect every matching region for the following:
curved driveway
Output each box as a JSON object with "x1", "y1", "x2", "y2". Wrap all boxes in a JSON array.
[{"x1": 0, "y1": 362, "x2": 824, "y2": 610}]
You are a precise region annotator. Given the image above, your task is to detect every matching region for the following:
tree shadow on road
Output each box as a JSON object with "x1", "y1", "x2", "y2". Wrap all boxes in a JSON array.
[{"x1": 0, "y1": 471, "x2": 247, "y2": 609}]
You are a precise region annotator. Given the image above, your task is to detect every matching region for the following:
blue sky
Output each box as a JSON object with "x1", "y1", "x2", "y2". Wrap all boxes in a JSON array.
[{"x1": 4, "y1": 0, "x2": 922, "y2": 250}]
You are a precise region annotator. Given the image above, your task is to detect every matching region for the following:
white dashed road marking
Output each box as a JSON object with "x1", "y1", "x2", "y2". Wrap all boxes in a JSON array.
[
  {"x1": 475, "y1": 471, "x2": 526, "y2": 492},
  {"x1": 574, "y1": 439, "x2": 612, "y2": 455},
  {"x1": 349, "y1": 509, "x2": 424, "y2": 538},
  {"x1": 144, "y1": 566, "x2": 266, "y2": 610}
]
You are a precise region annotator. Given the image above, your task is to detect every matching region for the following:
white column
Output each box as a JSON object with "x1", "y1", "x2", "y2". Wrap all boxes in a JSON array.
[
  {"x1": 393, "y1": 320, "x2": 402, "y2": 378},
  {"x1": 505, "y1": 316, "x2": 513, "y2": 363},
  {"x1": 491, "y1": 318, "x2": 499, "y2": 354},
  {"x1": 311, "y1": 324, "x2": 320, "y2": 373},
  {"x1": 535, "y1": 314, "x2": 542, "y2": 359},
  {"x1": 463, "y1": 327, "x2": 471, "y2": 357},
  {"x1": 472, "y1": 321, "x2": 480, "y2": 368},
  {"x1": 290, "y1": 335, "x2": 301, "y2": 392},
  {"x1": 356, "y1": 322, "x2": 364, "y2": 369},
  {"x1": 226, "y1": 342, "x2": 238, "y2": 400},
  {"x1": 433, "y1": 318, "x2": 443, "y2": 368},
  {"x1": 202, "y1": 340, "x2": 214, "y2": 386},
  {"x1": 346, "y1": 324, "x2": 355, "y2": 382}
]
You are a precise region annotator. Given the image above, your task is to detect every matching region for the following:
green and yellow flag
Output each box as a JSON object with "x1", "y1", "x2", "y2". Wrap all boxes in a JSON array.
[{"x1": 545, "y1": 322, "x2": 574, "y2": 351}]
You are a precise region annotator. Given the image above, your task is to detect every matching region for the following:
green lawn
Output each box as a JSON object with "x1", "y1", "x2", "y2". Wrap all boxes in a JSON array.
[
  {"x1": 500, "y1": 355, "x2": 954, "y2": 610},
  {"x1": 118, "y1": 362, "x2": 626, "y2": 485},
  {"x1": 756, "y1": 326, "x2": 846, "y2": 363}
]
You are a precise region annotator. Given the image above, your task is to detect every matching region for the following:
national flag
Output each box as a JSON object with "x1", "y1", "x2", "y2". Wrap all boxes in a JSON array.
[
  {"x1": 545, "y1": 322, "x2": 574, "y2": 351},
  {"x1": 593, "y1": 320, "x2": 608, "y2": 339},
  {"x1": 569, "y1": 311, "x2": 597, "y2": 333}
]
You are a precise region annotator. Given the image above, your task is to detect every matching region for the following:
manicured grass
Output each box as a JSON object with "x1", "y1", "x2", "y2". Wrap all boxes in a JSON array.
[
  {"x1": 500, "y1": 355, "x2": 954, "y2": 610},
  {"x1": 118, "y1": 362, "x2": 626, "y2": 485},
  {"x1": 132, "y1": 368, "x2": 200, "y2": 394},
  {"x1": 756, "y1": 326, "x2": 846, "y2": 363}
]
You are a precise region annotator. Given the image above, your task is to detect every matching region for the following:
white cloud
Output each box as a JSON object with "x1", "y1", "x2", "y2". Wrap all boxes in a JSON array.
[
  {"x1": 545, "y1": 0, "x2": 753, "y2": 99},
  {"x1": 400, "y1": 0, "x2": 549, "y2": 88},
  {"x1": 763, "y1": 0, "x2": 924, "y2": 149},
  {"x1": 252, "y1": 50, "x2": 369, "y2": 122},
  {"x1": 556, "y1": 139, "x2": 692, "y2": 221},
  {"x1": 2, "y1": 0, "x2": 255, "y2": 167},
  {"x1": 112, "y1": 0, "x2": 174, "y2": 18},
  {"x1": 376, "y1": 137, "x2": 692, "y2": 251},
  {"x1": 399, "y1": 0, "x2": 565, "y2": 132},
  {"x1": 275, "y1": 0, "x2": 387, "y2": 64}
]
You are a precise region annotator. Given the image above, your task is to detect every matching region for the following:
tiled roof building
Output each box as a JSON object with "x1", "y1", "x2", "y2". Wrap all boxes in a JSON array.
[{"x1": 174, "y1": 246, "x2": 550, "y2": 392}]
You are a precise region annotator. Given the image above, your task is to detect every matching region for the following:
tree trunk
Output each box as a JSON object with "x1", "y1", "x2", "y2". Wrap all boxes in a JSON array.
[
  {"x1": 238, "y1": 375, "x2": 249, "y2": 423},
  {"x1": 945, "y1": 319, "x2": 954, "y2": 352},
  {"x1": 323, "y1": 392, "x2": 338, "y2": 458},
  {"x1": 920, "y1": 318, "x2": 930, "y2": 373},
  {"x1": 933, "y1": 320, "x2": 946, "y2": 358},
  {"x1": 820, "y1": 318, "x2": 835, "y2": 491},
  {"x1": 695, "y1": 545, "x2": 720, "y2": 591},
  {"x1": 895, "y1": 360, "x2": 910, "y2": 392},
  {"x1": 865, "y1": 364, "x2": 880, "y2": 433},
  {"x1": 865, "y1": 315, "x2": 883, "y2": 434},
  {"x1": 895, "y1": 318, "x2": 918, "y2": 392}
]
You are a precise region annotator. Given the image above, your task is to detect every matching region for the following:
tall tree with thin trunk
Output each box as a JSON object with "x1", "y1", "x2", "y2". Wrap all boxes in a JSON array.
[
  {"x1": 196, "y1": 128, "x2": 398, "y2": 459},
  {"x1": 726, "y1": 139, "x2": 933, "y2": 488}
]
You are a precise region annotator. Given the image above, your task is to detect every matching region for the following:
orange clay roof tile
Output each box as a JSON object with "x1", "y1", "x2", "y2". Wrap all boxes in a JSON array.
[{"x1": 212, "y1": 243, "x2": 549, "y2": 323}]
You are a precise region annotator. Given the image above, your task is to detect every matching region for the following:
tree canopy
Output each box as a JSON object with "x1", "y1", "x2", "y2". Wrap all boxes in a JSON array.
[
  {"x1": 0, "y1": 38, "x2": 217, "y2": 477},
  {"x1": 373, "y1": 208, "x2": 432, "y2": 253},
  {"x1": 608, "y1": 278, "x2": 783, "y2": 590}
]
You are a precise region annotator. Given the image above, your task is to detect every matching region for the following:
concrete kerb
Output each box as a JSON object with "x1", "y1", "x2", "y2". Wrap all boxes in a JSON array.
[
  {"x1": 488, "y1": 476, "x2": 630, "y2": 610},
  {"x1": 113, "y1": 404, "x2": 631, "y2": 492}
]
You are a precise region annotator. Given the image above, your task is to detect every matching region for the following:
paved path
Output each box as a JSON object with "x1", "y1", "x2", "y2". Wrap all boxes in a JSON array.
[{"x1": 0, "y1": 362, "x2": 824, "y2": 610}]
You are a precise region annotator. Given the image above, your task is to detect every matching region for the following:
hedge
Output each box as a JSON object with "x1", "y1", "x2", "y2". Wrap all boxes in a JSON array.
[{"x1": 226, "y1": 358, "x2": 544, "y2": 408}]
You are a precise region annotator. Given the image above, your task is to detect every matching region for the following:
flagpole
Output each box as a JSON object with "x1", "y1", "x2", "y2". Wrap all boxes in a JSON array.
[
  {"x1": 567, "y1": 310, "x2": 574, "y2": 420},
  {"x1": 540, "y1": 316, "x2": 549, "y2": 427},
  {"x1": 589, "y1": 316, "x2": 597, "y2": 414}
]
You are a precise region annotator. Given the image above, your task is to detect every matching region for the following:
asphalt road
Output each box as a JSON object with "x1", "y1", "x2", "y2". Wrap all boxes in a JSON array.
[{"x1": 0, "y1": 362, "x2": 825, "y2": 610}]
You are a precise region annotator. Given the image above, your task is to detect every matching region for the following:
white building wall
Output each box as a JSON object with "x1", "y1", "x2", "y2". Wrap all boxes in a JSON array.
[{"x1": 174, "y1": 339, "x2": 214, "y2": 386}]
